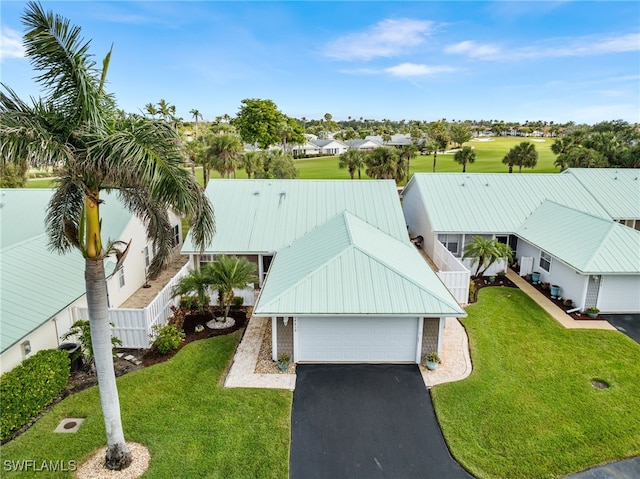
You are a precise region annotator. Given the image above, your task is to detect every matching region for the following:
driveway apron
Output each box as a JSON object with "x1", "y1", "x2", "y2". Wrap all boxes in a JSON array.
[{"x1": 290, "y1": 364, "x2": 473, "y2": 479}]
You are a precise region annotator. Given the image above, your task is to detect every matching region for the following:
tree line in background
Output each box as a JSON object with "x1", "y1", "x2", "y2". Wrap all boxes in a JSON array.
[{"x1": 3, "y1": 96, "x2": 639, "y2": 187}]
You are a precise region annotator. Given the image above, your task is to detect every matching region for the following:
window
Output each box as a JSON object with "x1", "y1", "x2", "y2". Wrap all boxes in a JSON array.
[
  {"x1": 199, "y1": 254, "x2": 214, "y2": 269},
  {"x1": 118, "y1": 267, "x2": 125, "y2": 288},
  {"x1": 144, "y1": 246, "x2": 150, "y2": 269},
  {"x1": 438, "y1": 234, "x2": 462, "y2": 257},
  {"x1": 172, "y1": 224, "x2": 180, "y2": 247},
  {"x1": 539, "y1": 251, "x2": 551, "y2": 272}
]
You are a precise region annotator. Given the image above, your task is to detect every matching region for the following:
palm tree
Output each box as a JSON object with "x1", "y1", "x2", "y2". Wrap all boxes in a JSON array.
[
  {"x1": 513, "y1": 141, "x2": 538, "y2": 173},
  {"x1": 454, "y1": 146, "x2": 476, "y2": 173},
  {"x1": 366, "y1": 146, "x2": 398, "y2": 180},
  {"x1": 338, "y1": 149, "x2": 366, "y2": 179},
  {"x1": 0, "y1": 3, "x2": 215, "y2": 470},
  {"x1": 241, "y1": 151, "x2": 261, "y2": 179},
  {"x1": 502, "y1": 148, "x2": 516, "y2": 173},
  {"x1": 208, "y1": 256, "x2": 258, "y2": 321},
  {"x1": 207, "y1": 133, "x2": 243, "y2": 179},
  {"x1": 171, "y1": 267, "x2": 213, "y2": 313},
  {"x1": 190, "y1": 108, "x2": 202, "y2": 139},
  {"x1": 463, "y1": 237, "x2": 512, "y2": 278},
  {"x1": 144, "y1": 102, "x2": 158, "y2": 118},
  {"x1": 399, "y1": 144, "x2": 418, "y2": 181}
]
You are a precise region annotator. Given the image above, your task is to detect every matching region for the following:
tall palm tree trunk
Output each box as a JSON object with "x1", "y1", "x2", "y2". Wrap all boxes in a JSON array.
[{"x1": 85, "y1": 259, "x2": 132, "y2": 470}]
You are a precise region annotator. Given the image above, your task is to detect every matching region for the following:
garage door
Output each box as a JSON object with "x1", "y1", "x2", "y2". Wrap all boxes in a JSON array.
[{"x1": 295, "y1": 316, "x2": 419, "y2": 363}]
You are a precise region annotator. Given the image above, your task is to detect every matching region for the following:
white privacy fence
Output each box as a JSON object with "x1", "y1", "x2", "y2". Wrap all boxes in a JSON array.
[
  {"x1": 432, "y1": 240, "x2": 470, "y2": 304},
  {"x1": 462, "y1": 257, "x2": 509, "y2": 278},
  {"x1": 76, "y1": 262, "x2": 191, "y2": 349},
  {"x1": 76, "y1": 263, "x2": 257, "y2": 349}
]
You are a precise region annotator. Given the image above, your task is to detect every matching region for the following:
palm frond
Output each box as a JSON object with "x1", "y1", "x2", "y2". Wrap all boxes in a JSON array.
[
  {"x1": 86, "y1": 117, "x2": 215, "y2": 250},
  {"x1": 116, "y1": 188, "x2": 173, "y2": 278},
  {"x1": 0, "y1": 86, "x2": 75, "y2": 168},
  {"x1": 45, "y1": 177, "x2": 85, "y2": 253},
  {"x1": 21, "y1": 1, "x2": 107, "y2": 127}
]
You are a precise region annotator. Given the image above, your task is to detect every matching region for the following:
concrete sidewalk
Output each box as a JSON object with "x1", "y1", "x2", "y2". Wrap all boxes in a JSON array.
[
  {"x1": 507, "y1": 270, "x2": 616, "y2": 331},
  {"x1": 224, "y1": 315, "x2": 472, "y2": 391}
]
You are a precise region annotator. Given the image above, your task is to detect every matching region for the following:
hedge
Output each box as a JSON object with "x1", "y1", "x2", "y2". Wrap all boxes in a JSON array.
[{"x1": 0, "y1": 349, "x2": 70, "y2": 441}]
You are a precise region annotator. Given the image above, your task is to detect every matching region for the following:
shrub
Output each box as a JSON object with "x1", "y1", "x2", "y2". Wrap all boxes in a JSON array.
[
  {"x1": 232, "y1": 296, "x2": 244, "y2": 308},
  {"x1": 151, "y1": 324, "x2": 185, "y2": 355},
  {"x1": 179, "y1": 295, "x2": 202, "y2": 310},
  {"x1": 0, "y1": 349, "x2": 70, "y2": 441},
  {"x1": 167, "y1": 305, "x2": 186, "y2": 330},
  {"x1": 60, "y1": 319, "x2": 122, "y2": 362}
]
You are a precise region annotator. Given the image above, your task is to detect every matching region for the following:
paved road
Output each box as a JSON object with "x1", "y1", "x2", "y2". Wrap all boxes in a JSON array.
[
  {"x1": 602, "y1": 314, "x2": 640, "y2": 344},
  {"x1": 290, "y1": 364, "x2": 473, "y2": 479},
  {"x1": 565, "y1": 456, "x2": 640, "y2": 479}
]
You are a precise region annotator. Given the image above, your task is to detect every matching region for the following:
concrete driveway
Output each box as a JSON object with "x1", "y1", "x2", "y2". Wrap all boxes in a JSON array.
[{"x1": 290, "y1": 364, "x2": 473, "y2": 479}]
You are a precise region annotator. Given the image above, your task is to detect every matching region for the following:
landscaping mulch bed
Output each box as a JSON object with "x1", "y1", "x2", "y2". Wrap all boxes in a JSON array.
[
  {"x1": 469, "y1": 274, "x2": 518, "y2": 303},
  {"x1": 521, "y1": 277, "x2": 603, "y2": 320},
  {"x1": 142, "y1": 307, "x2": 251, "y2": 367}
]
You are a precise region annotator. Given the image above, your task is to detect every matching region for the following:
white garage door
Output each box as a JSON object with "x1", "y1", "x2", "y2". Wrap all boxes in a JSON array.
[{"x1": 295, "y1": 316, "x2": 419, "y2": 363}]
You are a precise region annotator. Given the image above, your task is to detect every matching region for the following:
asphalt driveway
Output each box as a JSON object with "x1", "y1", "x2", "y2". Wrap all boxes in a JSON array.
[
  {"x1": 601, "y1": 314, "x2": 640, "y2": 344},
  {"x1": 290, "y1": 364, "x2": 473, "y2": 479}
]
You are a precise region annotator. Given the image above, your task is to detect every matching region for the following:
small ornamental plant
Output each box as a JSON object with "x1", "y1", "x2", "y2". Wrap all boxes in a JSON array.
[{"x1": 425, "y1": 351, "x2": 441, "y2": 364}]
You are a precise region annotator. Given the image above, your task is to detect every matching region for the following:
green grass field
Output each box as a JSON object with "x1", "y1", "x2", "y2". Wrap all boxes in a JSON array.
[
  {"x1": 433, "y1": 288, "x2": 640, "y2": 479},
  {"x1": 296, "y1": 136, "x2": 557, "y2": 183}
]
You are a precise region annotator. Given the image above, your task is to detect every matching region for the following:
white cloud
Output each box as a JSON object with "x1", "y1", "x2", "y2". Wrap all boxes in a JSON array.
[
  {"x1": 323, "y1": 18, "x2": 434, "y2": 61},
  {"x1": 384, "y1": 63, "x2": 455, "y2": 77},
  {"x1": 445, "y1": 33, "x2": 640, "y2": 62},
  {"x1": 444, "y1": 41, "x2": 501, "y2": 59},
  {"x1": 0, "y1": 27, "x2": 25, "y2": 61}
]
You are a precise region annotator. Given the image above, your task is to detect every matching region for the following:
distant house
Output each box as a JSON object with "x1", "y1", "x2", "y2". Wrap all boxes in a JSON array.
[
  {"x1": 401, "y1": 169, "x2": 640, "y2": 314},
  {"x1": 311, "y1": 139, "x2": 348, "y2": 155},
  {"x1": 181, "y1": 179, "x2": 465, "y2": 364},
  {"x1": 344, "y1": 138, "x2": 382, "y2": 151},
  {"x1": 0, "y1": 189, "x2": 183, "y2": 373}
]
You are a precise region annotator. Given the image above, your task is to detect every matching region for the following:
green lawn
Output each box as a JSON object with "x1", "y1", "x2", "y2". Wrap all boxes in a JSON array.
[
  {"x1": 432, "y1": 288, "x2": 640, "y2": 479},
  {"x1": 24, "y1": 178, "x2": 57, "y2": 188},
  {"x1": 0, "y1": 333, "x2": 291, "y2": 478},
  {"x1": 296, "y1": 136, "x2": 558, "y2": 183}
]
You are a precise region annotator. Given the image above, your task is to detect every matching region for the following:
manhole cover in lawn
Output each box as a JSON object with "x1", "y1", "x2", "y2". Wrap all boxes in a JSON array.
[
  {"x1": 591, "y1": 379, "x2": 609, "y2": 389},
  {"x1": 63, "y1": 421, "x2": 77, "y2": 429}
]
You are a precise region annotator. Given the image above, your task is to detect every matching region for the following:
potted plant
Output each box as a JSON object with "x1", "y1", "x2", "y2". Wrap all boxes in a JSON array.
[
  {"x1": 277, "y1": 352, "x2": 291, "y2": 372},
  {"x1": 424, "y1": 351, "x2": 441, "y2": 371},
  {"x1": 488, "y1": 275, "x2": 495, "y2": 283},
  {"x1": 586, "y1": 307, "x2": 599, "y2": 319},
  {"x1": 541, "y1": 282, "x2": 550, "y2": 291},
  {"x1": 550, "y1": 284, "x2": 560, "y2": 299},
  {"x1": 563, "y1": 299, "x2": 573, "y2": 308},
  {"x1": 532, "y1": 272, "x2": 541, "y2": 284}
]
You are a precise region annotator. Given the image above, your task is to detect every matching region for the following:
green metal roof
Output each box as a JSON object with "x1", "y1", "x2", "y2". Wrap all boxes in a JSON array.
[
  {"x1": 0, "y1": 189, "x2": 134, "y2": 353},
  {"x1": 254, "y1": 211, "x2": 465, "y2": 317},
  {"x1": 181, "y1": 179, "x2": 409, "y2": 254},
  {"x1": 563, "y1": 168, "x2": 640, "y2": 220},
  {"x1": 516, "y1": 201, "x2": 640, "y2": 274},
  {"x1": 402, "y1": 173, "x2": 611, "y2": 233}
]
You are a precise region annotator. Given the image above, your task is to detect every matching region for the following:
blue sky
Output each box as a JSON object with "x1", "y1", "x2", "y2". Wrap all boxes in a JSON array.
[{"x1": 1, "y1": 1, "x2": 639, "y2": 124}]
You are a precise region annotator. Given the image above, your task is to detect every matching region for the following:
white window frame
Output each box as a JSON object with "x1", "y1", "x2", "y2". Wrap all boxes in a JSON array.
[
  {"x1": 438, "y1": 234, "x2": 462, "y2": 257},
  {"x1": 199, "y1": 254, "x2": 214, "y2": 269},
  {"x1": 539, "y1": 251, "x2": 551, "y2": 273},
  {"x1": 144, "y1": 246, "x2": 151, "y2": 269},
  {"x1": 118, "y1": 267, "x2": 125, "y2": 288}
]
